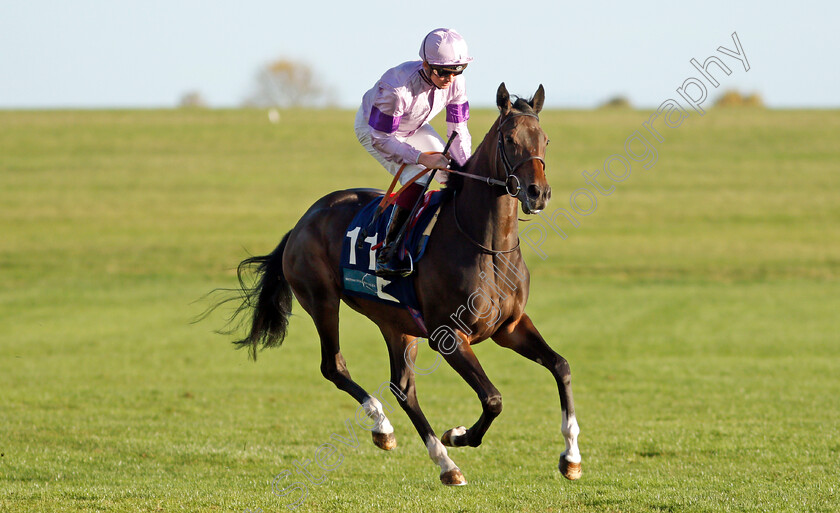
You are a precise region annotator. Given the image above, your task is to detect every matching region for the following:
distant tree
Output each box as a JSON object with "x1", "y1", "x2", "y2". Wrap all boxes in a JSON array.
[
  {"x1": 599, "y1": 95, "x2": 632, "y2": 109},
  {"x1": 179, "y1": 91, "x2": 207, "y2": 108},
  {"x1": 244, "y1": 59, "x2": 335, "y2": 108},
  {"x1": 714, "y1": 90, "x2": 765, "y2": 108},
  {"x1": 742, "y1": 93, "x2": 764, "y2": 107}
]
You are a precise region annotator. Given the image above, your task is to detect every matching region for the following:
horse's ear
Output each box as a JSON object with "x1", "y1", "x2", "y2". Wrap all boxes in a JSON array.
[
  {"x1": 531, "y1": 84, "x2": 545, "y2": 114},
  {"x1": 497, "y1": 82, "x2": 511, "y2": 116}
]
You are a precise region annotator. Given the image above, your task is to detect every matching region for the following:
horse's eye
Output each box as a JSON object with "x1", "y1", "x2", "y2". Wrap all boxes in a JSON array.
[{"x1": 505, "y1": 135, "x2": 514, "y2": 144}]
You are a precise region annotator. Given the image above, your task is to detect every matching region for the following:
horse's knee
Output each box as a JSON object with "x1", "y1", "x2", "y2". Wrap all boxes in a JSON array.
[{"x1": 483, "y1": 394, "x2": 503, "y2": 417}]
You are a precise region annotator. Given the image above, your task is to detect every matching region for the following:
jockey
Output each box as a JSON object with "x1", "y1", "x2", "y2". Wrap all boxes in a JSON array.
[{"x1": 355, "y1": 28, "x2": 473, "y2": 277}]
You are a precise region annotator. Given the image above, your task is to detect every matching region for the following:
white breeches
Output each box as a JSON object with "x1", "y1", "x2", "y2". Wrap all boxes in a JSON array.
[{"x1": 355, "y1": 108, "x2": 448, "y2": 187}]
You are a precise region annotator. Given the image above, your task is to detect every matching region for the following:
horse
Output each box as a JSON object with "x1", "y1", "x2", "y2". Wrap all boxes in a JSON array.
[{"x1": 227, "y1": 83, "x2": 581, "y2": 485}]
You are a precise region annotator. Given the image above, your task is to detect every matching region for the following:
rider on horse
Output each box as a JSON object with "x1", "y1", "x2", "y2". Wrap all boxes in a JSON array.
[{"x1": 354, "y1": 28, "x2": 473, "y2": 277}]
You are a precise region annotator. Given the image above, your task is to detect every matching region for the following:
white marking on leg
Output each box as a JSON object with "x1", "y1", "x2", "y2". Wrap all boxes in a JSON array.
[
  {"x1": 450, "y1": 426, "x2": 467, "y2": 438},
  {"x1": 561, "y1": 411, "x2": 581, "y2": 464},
  {"x1": 426, "y1": 436, "x2": 458, "y2": 473},
  {"x1": 362, "y1": 397, "x2": 393, "y2": 434}
]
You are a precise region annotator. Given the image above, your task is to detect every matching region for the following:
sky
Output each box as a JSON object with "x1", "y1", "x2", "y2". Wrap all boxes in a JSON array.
[{"x1": 1, "y1": 0, "x2": 837, "y2": 109}]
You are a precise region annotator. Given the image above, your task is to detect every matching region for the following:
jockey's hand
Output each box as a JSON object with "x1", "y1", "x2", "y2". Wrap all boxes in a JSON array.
[{"x1": 418, "y1": 153, "x2": 450, "y2": 170}]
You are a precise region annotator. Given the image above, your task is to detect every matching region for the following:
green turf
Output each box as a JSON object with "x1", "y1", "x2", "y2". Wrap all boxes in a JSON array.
[{"x1": 1, "y1": 107, "x2": 838, "y2": 512}]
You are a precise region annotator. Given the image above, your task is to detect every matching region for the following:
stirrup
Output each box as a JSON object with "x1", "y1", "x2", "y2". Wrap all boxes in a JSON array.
[{"x1": 375, "y1": 249, "x2": 414, "y2": 277}]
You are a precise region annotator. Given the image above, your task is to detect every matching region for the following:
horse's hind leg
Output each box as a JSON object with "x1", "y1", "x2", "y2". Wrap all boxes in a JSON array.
[
  {"x1": 492, "y1": 313, "x2": 582, "y2": 480},
  {"x1": 289, "y1": 268, "x2": 396, "y2": 450},
  {"x1": 380, "y1": 326, "x2": 466, "y2": 486}
]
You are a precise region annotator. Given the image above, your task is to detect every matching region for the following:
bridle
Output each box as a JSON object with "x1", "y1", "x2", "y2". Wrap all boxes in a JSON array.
[
  {"x1": 445, "y1": 112, "x2": 546, "y2": 197},
  {"x1": 449, "y1": 111, "x2": 546, "y2": 255},
  {"x1": 495, "y1": 112, "x2": 546, "y2": 197}
]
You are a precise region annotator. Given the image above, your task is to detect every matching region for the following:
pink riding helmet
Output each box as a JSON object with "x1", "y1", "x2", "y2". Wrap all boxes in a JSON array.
[{"x1": 419, "y1": 28, "x2": 473, "y2": 68}]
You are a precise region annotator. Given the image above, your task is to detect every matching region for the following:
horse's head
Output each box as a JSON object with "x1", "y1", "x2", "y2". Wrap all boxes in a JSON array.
[{"x1": 495, "y1": 83, "x2": 551, "y2": 214}]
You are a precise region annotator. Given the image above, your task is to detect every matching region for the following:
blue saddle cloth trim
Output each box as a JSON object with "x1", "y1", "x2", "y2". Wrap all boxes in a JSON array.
[{"x1": 339, "y1": 191, "x2": 445, "y2": 323}]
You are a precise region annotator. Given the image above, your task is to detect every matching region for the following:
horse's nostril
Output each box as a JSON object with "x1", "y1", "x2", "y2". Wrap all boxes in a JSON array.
[{"x1": 528, "y1": 184, "x2": 541, "y2": 199}]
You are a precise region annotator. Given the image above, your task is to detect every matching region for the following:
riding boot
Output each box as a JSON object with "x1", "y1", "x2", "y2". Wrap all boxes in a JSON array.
[{"x1": 375, "y1": 205, "x2": 413, "y2": 277}]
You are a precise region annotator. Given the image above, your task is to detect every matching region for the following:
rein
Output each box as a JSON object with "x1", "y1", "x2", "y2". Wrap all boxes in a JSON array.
[
  {"x1": 452, "y1": 189, "x2": 521, "y2": 254},
  {"x1": 373, "y1": 111, "x2": 544, "y2": 255},
  {"x1": 380, "y1": 112, "x2": 545, "y2": 208},
  {"x1": 444, "y1": 167, "x2": 508, "y2": 190}
]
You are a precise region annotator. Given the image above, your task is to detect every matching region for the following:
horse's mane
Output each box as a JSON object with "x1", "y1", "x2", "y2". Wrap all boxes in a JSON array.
[{"x1": 443, "y1": 96, "x2": 537, "y2": 195}]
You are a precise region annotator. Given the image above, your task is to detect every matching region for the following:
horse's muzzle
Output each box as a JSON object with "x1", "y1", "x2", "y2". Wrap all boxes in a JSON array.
[{"x1": 521, "y1": 183, "x2": 551, "y2": 214}]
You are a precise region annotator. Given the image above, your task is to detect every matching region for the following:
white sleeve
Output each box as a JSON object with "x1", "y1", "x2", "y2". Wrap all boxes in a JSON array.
[
  {"x1": 367, "y1": 84, "x2": 422, "y2": 165},
  {"x1": 444, "y1": 77, "x2": 471, "y2": 166}
]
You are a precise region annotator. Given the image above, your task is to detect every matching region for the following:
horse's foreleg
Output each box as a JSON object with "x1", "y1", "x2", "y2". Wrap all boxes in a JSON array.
[
  {"x1": 492, "y1": 314, "x2": 582, "y2": 480},
  {"x1": 437, "y1": 332, "x2": 503, "y2": 449},
  {"x1": 382, "y1": 328, "x2": 466, "y2": 486}
]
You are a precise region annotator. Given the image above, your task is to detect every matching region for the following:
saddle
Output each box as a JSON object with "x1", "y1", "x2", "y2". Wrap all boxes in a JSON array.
[{"x1": 339, "y1": 190, "x2": 447, "y2": 334}]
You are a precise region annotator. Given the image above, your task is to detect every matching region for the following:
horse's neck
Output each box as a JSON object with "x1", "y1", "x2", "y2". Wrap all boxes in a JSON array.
[{"x1": 455, "y1": 147, "x2": 519, "y2": 252}]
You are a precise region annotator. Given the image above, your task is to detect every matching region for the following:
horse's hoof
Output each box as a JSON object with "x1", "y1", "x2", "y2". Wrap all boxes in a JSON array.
[
  {"x1": 440, "y1": 468, "x2": 467, "y2": 486},
  {"x1": 559, "y1": 457, "x2": 582, "y2": 480},
  {"x1": 441, "y1": 426, "x2": 467, "y2": 447},
  {"x1": 371, "y1": 431, "x2": 396, "y2": 451}
]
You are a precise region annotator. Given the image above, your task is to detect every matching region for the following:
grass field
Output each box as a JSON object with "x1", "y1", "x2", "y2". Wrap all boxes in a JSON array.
[{"x1": 1, "y1": 106, "x2": 839, "y2": 512}]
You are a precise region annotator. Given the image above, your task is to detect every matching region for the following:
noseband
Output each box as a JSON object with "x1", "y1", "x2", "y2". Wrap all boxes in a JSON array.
[{"x1": 496, "y1": 112, "x2": 546, "y2": 197}]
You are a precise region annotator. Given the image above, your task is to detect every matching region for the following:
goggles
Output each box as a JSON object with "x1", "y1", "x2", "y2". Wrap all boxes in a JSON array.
[{"x1": 430, "y1": 64, "x2": 467, "y2": 78}]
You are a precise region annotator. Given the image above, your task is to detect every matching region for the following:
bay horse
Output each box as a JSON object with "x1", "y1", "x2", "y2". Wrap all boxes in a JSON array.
[{"x1": 229, "y1": 83, "x2": 581, "y2": 485}]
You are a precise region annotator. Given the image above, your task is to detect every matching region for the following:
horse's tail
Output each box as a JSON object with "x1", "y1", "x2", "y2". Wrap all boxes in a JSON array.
[{"x1": 232, "y1": 231, "x2": 293, "y2": 360}]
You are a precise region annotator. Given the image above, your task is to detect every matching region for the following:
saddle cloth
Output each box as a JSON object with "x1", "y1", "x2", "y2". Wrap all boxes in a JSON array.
[{"x1": 339, "y1": 190, "x2": 446, "y2": 333}]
